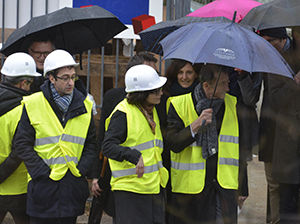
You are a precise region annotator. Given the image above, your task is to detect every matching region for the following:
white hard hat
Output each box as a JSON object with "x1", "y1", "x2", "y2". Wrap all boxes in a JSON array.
[
  {"x1": 125, "y1": 64, "x2": 167, "y2": 93},
  {"x1": 43, "y1": 49, "x2": 79, "y2": 77},
  {"x1": 1, "y1": 52, "x2": 41, "y2": 77}
]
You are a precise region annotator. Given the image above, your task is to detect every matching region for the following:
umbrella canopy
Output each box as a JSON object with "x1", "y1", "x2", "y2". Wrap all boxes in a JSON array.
[
  {"x1": 240, "y1": 0, "x2": 300, "y2": 30},
  {"x1": 160, "y1": 22, "x2": 294, "y2": 78},
  {"x1": 139, "y1": 16, "x2": 231, "y2": 55},
  {"x1": 0, "y1": 6, "x2": 127, "y2": 56},
  {"x1": 187, "y1": 0, "x2": 262, "y2": 23}
]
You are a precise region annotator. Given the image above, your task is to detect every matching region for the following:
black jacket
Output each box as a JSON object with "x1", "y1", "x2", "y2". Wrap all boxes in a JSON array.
[
  {"x1": 14, "y1": 79, "x2": 97, "y2": 218},
  {"x1": 0, "y1": 83, "x2": 30, "y2": 184},
  {"x1": 0, "y1": 82, "x2": 31, "y2": 212},
  {"x1": 166, "y1": 93, "x2": 247, "y2": 223},
  {"x1": 268, "y1": 44, "x2": 300, "y2": 184}
]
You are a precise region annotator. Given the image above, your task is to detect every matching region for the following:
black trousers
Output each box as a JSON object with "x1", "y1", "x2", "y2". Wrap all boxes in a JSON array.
[
  {"x1": 114, "y1": 190, "x2": 165, "y2": 224},
  {"x1": 0, "y1": 211, "x2": 30, "y2": 224},
  {"x1": 279, "y1": 183, "x2": 300, "y2": 224},
  {"x1": 30, "y1": 216, "x2": 77, "y2": 224}
]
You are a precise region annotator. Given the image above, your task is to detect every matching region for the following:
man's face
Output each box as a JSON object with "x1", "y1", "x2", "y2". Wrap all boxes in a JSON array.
[
  {"x1": 49, "y1": 67, "x2": 76, "y2": 96},
  {"x1": 262, "y1": 36, "x2": 287, "y2": 53},
  {"x1": 204, "y1": 72, "x2": 229, "y2": 99},
  {"x1": 29, "y1": 41, "x2": 53, "y2": 71}
]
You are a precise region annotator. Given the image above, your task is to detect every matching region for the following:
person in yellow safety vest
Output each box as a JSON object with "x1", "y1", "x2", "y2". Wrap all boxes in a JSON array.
[
  {"x1": 166, "y1": 64, "x2": 248, "y2": 224},
  {"x1": 0, "y1": 52, "x2": 41, "y2": 224},
  {"x1": 14, "y1": 49, "x2": 97, "y2": 224},
  {"x1": 102, "y1": 64, "x2": 169, "y2": 224}
]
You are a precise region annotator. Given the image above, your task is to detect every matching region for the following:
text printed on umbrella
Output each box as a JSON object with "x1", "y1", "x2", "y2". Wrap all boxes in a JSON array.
[{"x1": 213, "y1": 48, "x2": 236, "y2": 60}]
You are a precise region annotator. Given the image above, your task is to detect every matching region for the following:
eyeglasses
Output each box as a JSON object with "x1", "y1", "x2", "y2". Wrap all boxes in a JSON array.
[
  {"x1": 56, "y1": 74, "x2": 79, "y2": 83},
  {"x1": 150, "y1": 87, "x2": 162, "y2": 95},
  {"x1": 30, "y1": 48, "x2": 52, "y2": 58},
  {"x1": 26, "y1": 79, "x2": 34, "y2": 84}
]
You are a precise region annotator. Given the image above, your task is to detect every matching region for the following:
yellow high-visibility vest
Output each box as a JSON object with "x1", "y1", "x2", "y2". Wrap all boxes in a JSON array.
[
  {"x1": 23, "y1": 92, "x2": 93, "y2": 181},
  {"x1": 169, "y1": 93, "x2": 239, "y2": 194},
  {"x1": 106, "y1": 99, "x2": 169, "y2": 194},
  {"x1": 0, "y1": 104, "x2": 28, "y2": 195}
]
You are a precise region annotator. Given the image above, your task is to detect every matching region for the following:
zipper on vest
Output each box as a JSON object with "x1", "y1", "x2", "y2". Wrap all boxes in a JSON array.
[{"x1": 62, "y1": 114, "x2": 65, "y2": 123}]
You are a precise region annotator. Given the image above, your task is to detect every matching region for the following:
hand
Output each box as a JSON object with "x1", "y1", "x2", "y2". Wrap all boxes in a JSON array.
[
  {"x1": 191, "y1": 108, "x2": 213, "y2": 134},
  {"x1": 234, "y1": 68, "x2": 246, "y2": 76},
  {"x1": 135, "y1": 156, "x2": 145, "y2": 178},
  {"x1": 294, "y1": 70, "x2": 300, "y2": 85},
  {"x1": 92, "y1": 178, "x2": 103, "y2": 197},
  {"x1": 238, "y1": 196, "x2": 247, "y2": 209}
]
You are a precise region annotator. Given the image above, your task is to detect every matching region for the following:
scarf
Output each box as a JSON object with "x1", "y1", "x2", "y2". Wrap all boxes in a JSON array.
[
  {"x1": 137, "y1": 104, "x2": 156, "y2": 134},
  {"x1": 169, "y1": 79, "x2": 199, "y2": 96},
  {"x1": 50, "y1": 83, "x2": 73, "y2": 114},
  {"x1": 194, "y1": 83, "x2": 224, "y2": 159}
]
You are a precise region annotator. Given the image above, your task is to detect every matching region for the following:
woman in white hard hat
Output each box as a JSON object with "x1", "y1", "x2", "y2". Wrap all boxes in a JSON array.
[
  {"x1": 0, "y1": 52, "x2": 40, "y2": 224},
  {"x1": 102, "y1": 64, "x2": 169, "y2": 224}
]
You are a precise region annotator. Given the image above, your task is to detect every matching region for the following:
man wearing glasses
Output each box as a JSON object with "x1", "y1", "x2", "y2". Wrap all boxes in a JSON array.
[
  {"x1": 14, "y1": 49, "x2": 96, "y2": 224},
  {"x1": 28, "y1": 34, "x2": 55, "y2": 93}
]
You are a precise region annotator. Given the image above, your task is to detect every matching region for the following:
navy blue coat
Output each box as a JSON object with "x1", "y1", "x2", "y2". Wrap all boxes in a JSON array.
[{"x1": 14, "y1": 80, "x2": 97, "y2": 218}]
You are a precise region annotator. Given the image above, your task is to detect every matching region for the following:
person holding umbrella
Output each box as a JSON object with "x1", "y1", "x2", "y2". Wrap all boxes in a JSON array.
[
  {"x1": 267, "y1": 26, "x2": 300, "y2": 224},
  {"x1": 259, "y1": 27, "x2": 291, "y2": 224},
  {"x1": 102, "y1": 64, "x2": 168, "y2": 224},
  {"x1": 28, "y1": 34, "x2": 55, "y2": 93},
  {"x1": 166, "y1": 63, "x2": 245, "y2": 224},
  {"x1": 14, "y1": 49, "x2": 97, "y2": 224},
  {"x1": 0, "y1": 52, "x2": 40, "y2": 224}
]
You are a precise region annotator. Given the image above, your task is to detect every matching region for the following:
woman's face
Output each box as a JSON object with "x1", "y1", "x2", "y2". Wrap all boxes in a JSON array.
[
  {"x1": 177, "y1": 63, "x2": 197, "y2": 88},
  {"x1": 146, "y1": 88, "x2": 163, "y2": 105}
]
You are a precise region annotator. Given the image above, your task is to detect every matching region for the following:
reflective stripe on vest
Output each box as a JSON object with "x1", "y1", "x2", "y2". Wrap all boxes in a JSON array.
[
  {"x1": 35, "y1": 134, "x2": 86, "y2": 146},
  {"x1": 43, "y1": 155, "x2": 79, "y2": 166},
  {"x1": 220, "y1": 135, "x2": 239, "y2": 144},
  {"x1": 106, "y1": 99, "x2": 169, "y2": 194},
  {"x1": 0, "y1": 104, "x2": 28, "y2": 195},
  {"x1": 23, "y1": 92, "x2": 93, "y2": 181},
  {"x1": 171, "y1": 161, "x2": 205, "y2": 171},
  {"x1": 169, "y1": 93, "x2": 239, "y2": 194},
  {"x1": 112, "y1": 161, "x2": 164, "y2": 178}
]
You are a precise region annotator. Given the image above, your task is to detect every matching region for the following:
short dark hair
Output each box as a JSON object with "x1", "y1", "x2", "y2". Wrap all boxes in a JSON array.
[
  {"x1": 126, "y1": 52, "x2": 157, "y2": 71},
  {"x1": 46, "y1": 66, "x2": 75, "y2": 79},
  {"x1": 164, "y1": 59, "x2": 202, "y2": 95},
  {"x1": 4, "y1": 75, "x2": 33, "y2": 85},
  {"x1": 199, "y1": 64, "x2": 230, "y2": 85},
  {"x1": 29, "y1": 34, "x2": 55, "y2": 50},
  {"x1": 126, "y1": 91, "x2": 152, "y2": 105}
]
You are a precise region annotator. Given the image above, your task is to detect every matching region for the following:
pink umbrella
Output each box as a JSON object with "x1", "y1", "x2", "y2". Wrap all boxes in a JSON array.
[{"x1": 187, "y1": 0, "x2": 262, "y2": 23}]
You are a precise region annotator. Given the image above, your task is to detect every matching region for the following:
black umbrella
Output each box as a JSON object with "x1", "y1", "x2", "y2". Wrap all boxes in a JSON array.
[
  {"x1": 240, "y1": 0, "x2": 300, "y2": 30},
  {"x1": 0, "y1": 5, "x2": 127, "y2": 56},
  {"x1": 139, "y1": 16, "x2": 231, "y2": 55}
]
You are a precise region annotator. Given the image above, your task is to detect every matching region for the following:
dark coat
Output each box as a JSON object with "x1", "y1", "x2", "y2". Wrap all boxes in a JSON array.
[
  {"x1": 259, "y1": 41, "x2": 292, "y2": 163},
  {"x1": 228, "y1": 72, "x2": 261, "y2": 151},
  {"x1": 91, "y1": 87, "x2": 127, "y2": 217},
  {"x1": 258, "y1": 73, "x2": 278, "y2": 162},
  {"x1": 14, "y1": 80, "x2": 97, "y2": 218},
  {"x1": 166, "y1": 92, "x2": 248, "y2": 224},
  {"x1": 91, "y1": 87, "x2": 169, "y2": 216},
  {"x1": 0, "y1": 82, "x2": 30, "y2": 212},
  {"x1": 269, "y1": 44, "x2": 300, "y2": 184}
]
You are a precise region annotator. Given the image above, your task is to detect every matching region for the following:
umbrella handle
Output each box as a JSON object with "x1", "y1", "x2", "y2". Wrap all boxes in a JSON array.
[
  {"x1": 99, "y1": 151, "x2": 108, "y2": 178},
  {"x1": 198, "y1": 119, "x2": 206, "y2": 133}
]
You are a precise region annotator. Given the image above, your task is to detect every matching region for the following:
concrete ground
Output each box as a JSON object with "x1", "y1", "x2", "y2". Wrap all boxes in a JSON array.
[{"x1": 2, "y1": 154, "x2": 267, "y2": 224}]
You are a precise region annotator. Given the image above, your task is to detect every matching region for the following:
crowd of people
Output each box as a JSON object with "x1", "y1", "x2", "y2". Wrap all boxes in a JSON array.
[{"x1": 1, "y1": 25, "x2": 300, "y2": 224}]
